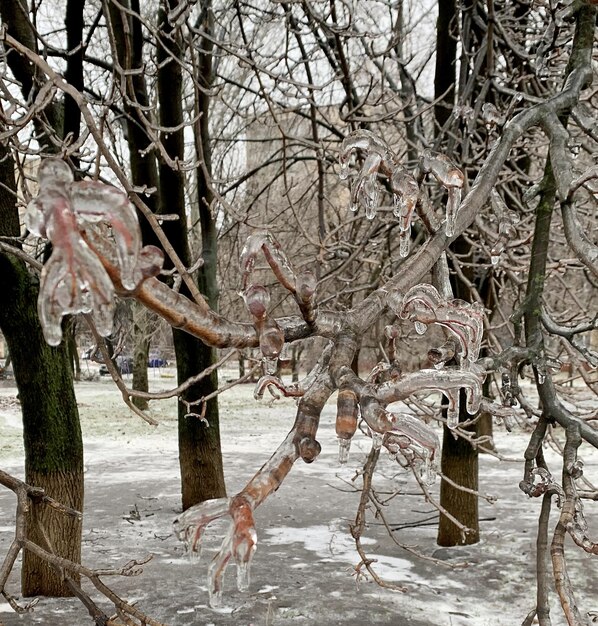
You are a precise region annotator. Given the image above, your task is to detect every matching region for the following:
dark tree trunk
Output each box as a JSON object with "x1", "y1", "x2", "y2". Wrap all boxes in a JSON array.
[
  {"x1": 0, "y1": 1, "x2": 85, "y2": 596},
  {"x1": 437, "y1": 393, "x2": 479, "y2": 546},
  {"x1": 2, "y1": 264, "x2": 84, "y2": 595},
  {"x1": 434, "y1": 0, "x2": 458, "y2": 131},
  {"x1": 158, "y1": 0, "x2": 225, "y2": 509},
  {"x1": 104, "y1": 0, "x2": 161, "y2": 405}
]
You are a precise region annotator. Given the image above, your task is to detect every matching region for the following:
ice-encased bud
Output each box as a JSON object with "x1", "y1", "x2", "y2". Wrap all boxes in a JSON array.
[
  {"x1": 243, "y1": 284, "x2": 270, "y2": 319},
  {"x1": 336, "y1": 389, "x2": 358, "y2": 464},
  {"x1": 137, "y1": 245, "x2": 164, "y2": 279},
  {"x1": 259, "y1": 318, "x2": 284, "y2": 359},
  {"x1": 298, "y1": 436, "x2": 321, "y2": 463},
  {"x1": 295, "y1": 270, "x2": 317, "y2": 302},
  {"x1": 414, "y1": 321, "x2": 427, "y2": 335},
  {"x1": 481, "y1": 103, "x2": 504, "y2": 129}
]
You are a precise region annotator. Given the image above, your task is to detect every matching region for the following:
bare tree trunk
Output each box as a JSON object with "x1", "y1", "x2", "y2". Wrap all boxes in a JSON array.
[
  {"x1": 437, "y1": 395, "x2": 479, "y2": 546},
  {"x1": 132, "y1": 302, "x2": 150, "y2": 411},
  {"x1": 158, "y1": 0, "x2": 225, "y2": 509},
  {"x1": 0, "y1": 0, "x2": 84, "y2": 596}
]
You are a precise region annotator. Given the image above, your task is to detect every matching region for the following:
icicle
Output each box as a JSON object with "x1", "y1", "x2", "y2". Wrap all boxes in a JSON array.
[
  {"x1": 230, "y1": 496, "x2": 257, "y2": 593},
  {"x1": 393, "y1": 194, "x2": 405, "y2": 219},
  {"x1": 384, "y1": 414, "x2": 439, "y2": 482},
  {"x1": 399, "y1": 230, "x2": 410, "y2": 258},
  {"x1": 349, "y1": 202, "x2": 359, "y2": 212},
  {"x1": 339, "y1": 161, "x2": 350, "y2": 180},
  {"x1": 446, "y1": 394, "x2": 459, "y2": 429},
  {"x1": 415, "y1": 449, "x2": 436, "y2": 485},
  {"x1": 26, "y1": 158, "x2": 156, "y2": 345},
  {"x1": 401, "y1": 284, "x2": 485, "y2": 368},
  {"x1": 339, "y1": 130, "x2": 400, "y2": 220},
  {"x1": 421, "y1": 151, "x2": 464, "y2": 237},
  {"x1": 70, "y1": 181, "x2": 141, "y2": 290},
  {"x1": 336, "y1": 389, "x2": 358, "y2": 464},
  {"x1": 391, "y1": 168, "x2": 419, "y2": 226},
  {"x1": 391, "y1": 413, "x2": 440, "y2": 457},
  {"x1": 239, "y1": 232, "x2": 266, "y2": 288},
  {"x1": 338, "y1": 439, "x2": 351, "y2": 464},
  {"x1": 173, "y1": 497, "x2": 231, "y2": 555}
]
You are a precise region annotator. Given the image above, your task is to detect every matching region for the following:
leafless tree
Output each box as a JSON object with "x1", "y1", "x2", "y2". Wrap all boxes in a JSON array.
[{"x1": 0, "y1": 1, "x2": 597, "y2": 624}]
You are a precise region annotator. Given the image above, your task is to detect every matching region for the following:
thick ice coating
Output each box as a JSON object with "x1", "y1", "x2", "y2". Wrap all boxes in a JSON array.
[{"x1": 27, "y1": 158, "x2": 163, "y2": 346}]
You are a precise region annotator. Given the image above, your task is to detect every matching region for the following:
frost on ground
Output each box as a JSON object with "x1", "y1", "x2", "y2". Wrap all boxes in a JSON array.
[{"x1": 1, "y1": 370, "x2": 598, "y2": 625}]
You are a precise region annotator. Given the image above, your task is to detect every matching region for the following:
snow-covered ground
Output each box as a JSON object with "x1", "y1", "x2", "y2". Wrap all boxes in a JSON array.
[{"x1": 1, "y1": 369, "x2": 598, "y2": 625}]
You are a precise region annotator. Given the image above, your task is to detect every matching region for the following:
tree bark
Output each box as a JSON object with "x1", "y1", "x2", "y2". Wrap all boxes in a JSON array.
[
  {"x1": 0, "y1": 2, "x2": 84, "y2": 596},
  {"x1": 437, "y1": 393, "x2": 479, "y2": 546},
  {"x1": 0, "y1": 220, "x2": 83, "y2": 598},
  {"x1": 158, "y1": 0, "x2": 226, "y2": 509}
]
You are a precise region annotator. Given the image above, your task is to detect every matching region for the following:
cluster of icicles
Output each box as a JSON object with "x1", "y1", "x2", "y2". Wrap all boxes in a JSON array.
[
  {"x1": 339, "y1": 130, "x2": 519, "y2": 264},
  {"x1": 338, "y1": 129, "x2": 465, "y2": 255},
  {"x1": 27, "y1": 156, "x2": 489, "y2": 609},
  {"x1": 25, "y1": 158, "x2": 163, "y2": 346}
]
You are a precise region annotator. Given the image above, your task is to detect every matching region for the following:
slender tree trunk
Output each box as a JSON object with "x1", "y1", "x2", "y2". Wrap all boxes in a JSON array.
[
  {"x1": 158, "y1": 0, "x2": 225, "y2": 509},
  {"x1": 434, "y1": 0, "x2": 458, "y2": 131},
  {"x1": 132, "y1": 303, "x2": 150, "y2": 411}
]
